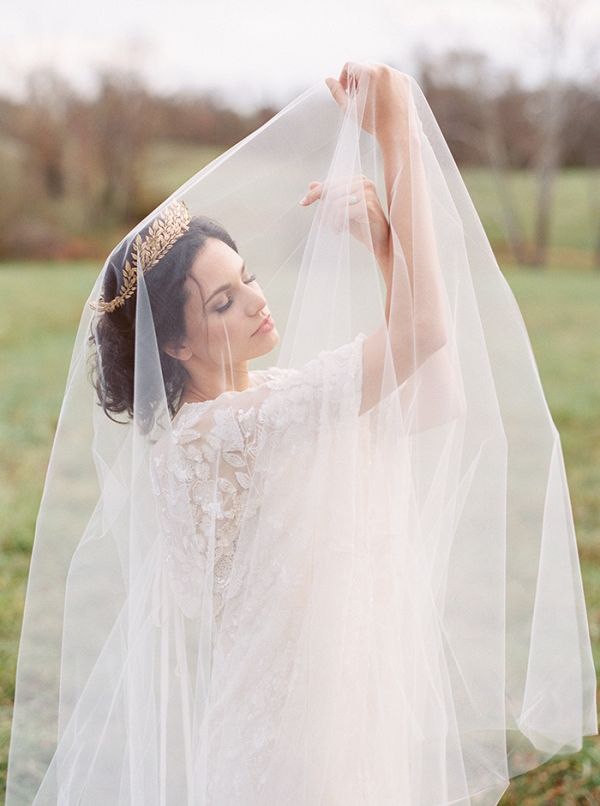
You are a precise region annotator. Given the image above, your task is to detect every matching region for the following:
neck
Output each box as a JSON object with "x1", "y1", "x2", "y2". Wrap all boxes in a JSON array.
[{"x1": 180, "y1": 359, "x2": 250, "y2": 405}]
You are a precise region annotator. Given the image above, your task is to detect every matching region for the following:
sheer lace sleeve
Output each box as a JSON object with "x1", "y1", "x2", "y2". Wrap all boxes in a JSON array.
[{"x1": 151, "y1": 336, "x2": 364, "y2": 620}]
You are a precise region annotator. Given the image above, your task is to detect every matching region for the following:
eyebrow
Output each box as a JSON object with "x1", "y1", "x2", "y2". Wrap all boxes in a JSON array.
[{"x1": 205, "y1": 262, "x2": 247, "y2": 304}]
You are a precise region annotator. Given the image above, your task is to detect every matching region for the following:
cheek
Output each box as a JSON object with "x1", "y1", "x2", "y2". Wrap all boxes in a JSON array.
[
  {"x1": 183, "y1": 295, "x2": 206, "y2": 337},
  {"x1": 184, "y1": 317, "x2": 207, "y2": 349},
  {"x1": 199, "y1": 316, "x2": 239, "y2": 361},
  {"x1": 213, "y1": 313, "x2": 244, "y2": 351},
  {"x1": 181, "y1": 306, "x2": 212, "y2": 358}
]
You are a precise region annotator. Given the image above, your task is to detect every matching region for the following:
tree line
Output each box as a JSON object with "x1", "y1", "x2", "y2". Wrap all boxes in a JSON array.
[
  {"x1": 0, "y1": 53, "x2": 599, "y2": 264},
  {"x1": 0, "y1": 71, "x2": 276, "y2": 259}
]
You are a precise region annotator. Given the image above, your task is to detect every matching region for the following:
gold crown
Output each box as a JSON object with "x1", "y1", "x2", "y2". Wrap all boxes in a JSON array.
[{"x1": 92, "y1": 200, "x2": 194, "y2": 313}]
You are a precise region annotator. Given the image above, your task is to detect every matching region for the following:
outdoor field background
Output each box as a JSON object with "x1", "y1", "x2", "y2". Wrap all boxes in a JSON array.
[{"x1": 0, "y1": 157, "x2": 599, "y2": 803}]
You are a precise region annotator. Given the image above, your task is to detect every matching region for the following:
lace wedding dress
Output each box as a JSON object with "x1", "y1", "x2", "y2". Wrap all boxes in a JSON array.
[{"x1": 151, "y1": 337, "x2": 391, "y2": 802}]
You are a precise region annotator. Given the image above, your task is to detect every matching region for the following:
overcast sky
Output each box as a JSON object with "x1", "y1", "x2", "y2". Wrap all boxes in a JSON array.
[{"x1": 2, "y1": 0, "x2": 600, "y2": 106}]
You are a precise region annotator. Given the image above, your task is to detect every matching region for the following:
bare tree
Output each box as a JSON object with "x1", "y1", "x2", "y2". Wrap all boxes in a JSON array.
[
  {"x1": 528, "y1": 0, "x2": 590, "y2": 266},
  {"x1": 481, "y1": 85, "x2": 531, "y2": 265},
  {"x1": 92, "y1": 72, "x2": 155, "y2": 224},
  {"x1": 17, "y1": 70, "x2": 72, "y2": 199}
]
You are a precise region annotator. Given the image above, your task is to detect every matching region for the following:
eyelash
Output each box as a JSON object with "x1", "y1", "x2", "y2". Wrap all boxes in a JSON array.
[{"x1": 215, "y1": 274, "x2": 257, "y2": 313}]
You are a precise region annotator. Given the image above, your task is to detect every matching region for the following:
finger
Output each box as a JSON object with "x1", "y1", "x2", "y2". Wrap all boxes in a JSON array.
[
  {"x1": 321, "y1": 194, "x2": 369, "y2": 234},
  {"x1": 311, "y1": 174, "x2": 371, "y2": 198},
  {"x1": 306, "y1": 177, "x2": 358, "y2": 206},
  {"x1": 340, "y1": 62, "x2": 361, "y2": 88},
  {"x1": 299, "y1": 182, "x2": 325, "y2": 206},
  {"x1": 340, "y1": 62, "x2": 369, "y2": 91},
  {"x1": 326, "y1": 185, "x2": 370, "y2": 212},
  {"x1": 301, "y1": 175, "x2": 375, "y2": 207},
  {"x1": 325, "y1": 77, "x2": 348, "y2": 114}
]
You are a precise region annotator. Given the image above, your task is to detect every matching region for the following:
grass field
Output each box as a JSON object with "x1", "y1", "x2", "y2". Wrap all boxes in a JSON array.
[{"x1": 0, "y1": 260, "x2": 599, "y2": 803}]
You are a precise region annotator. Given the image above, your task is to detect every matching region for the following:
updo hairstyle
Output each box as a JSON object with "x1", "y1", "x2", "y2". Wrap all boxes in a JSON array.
[{"x1": 91, "y1": 216, "x2": 237, "y2": 426}]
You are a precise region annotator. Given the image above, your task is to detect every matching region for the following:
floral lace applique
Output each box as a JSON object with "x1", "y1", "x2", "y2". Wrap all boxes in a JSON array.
[
  {"x1": 151, "y1": 337, "x2": 364, "y2": 624},
  {"x1": 153, "y1": 397, "x2": 266, "y2": 622}
]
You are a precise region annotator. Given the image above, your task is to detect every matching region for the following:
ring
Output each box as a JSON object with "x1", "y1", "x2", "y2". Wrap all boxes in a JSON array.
[{"x1": 349, "y1": 195, "x2": 358, "y2": 205}]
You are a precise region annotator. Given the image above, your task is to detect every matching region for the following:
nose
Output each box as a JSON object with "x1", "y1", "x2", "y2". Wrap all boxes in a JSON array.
[{"x1": 245, "y1": 282, "x2": 267, "y2": 315}]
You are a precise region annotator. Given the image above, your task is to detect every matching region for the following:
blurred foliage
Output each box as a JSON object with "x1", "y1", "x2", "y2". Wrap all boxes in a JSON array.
[
  {"x1": 419, "y1": 51, "x2": 600, "y2": 171},
  {"x1": 1, "y1": 53, "x2": 600, "y2": 264},
  {"x1": 0, "y1": 71, "x2": 276, "y2": 260}
]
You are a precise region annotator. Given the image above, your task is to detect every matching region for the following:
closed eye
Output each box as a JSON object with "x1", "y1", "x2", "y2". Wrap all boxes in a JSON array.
[
  {"x1": 215, "y1": 296, "x2": 233, "y2": 313},
  {"x1": 213, "y1": 268, "x2": 257, "y2": 313}
]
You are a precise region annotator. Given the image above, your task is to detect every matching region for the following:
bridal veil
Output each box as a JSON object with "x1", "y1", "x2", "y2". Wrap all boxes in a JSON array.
[{"x1": 6, "y1": 65, "x2": 596, "y2": 806}]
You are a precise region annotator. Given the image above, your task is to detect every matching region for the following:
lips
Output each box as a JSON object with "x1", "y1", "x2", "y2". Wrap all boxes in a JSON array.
[{"x1": 252, "y1": 315, "x2": 275, "y2": 337}]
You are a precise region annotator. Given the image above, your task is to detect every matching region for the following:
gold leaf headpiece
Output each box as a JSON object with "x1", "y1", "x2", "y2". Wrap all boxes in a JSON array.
[{"x1": 92, "y1": 200, "x2": 194, "y2": 313}]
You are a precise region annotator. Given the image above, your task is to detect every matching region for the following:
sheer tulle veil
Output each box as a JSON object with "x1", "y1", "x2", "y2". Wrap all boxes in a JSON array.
[{"x1": 6, "y1": 64, "x2": 596, "y2": 806}]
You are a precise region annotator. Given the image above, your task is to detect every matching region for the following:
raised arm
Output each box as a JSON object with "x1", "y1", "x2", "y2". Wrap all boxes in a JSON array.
[{"x1": 302, "y1": 63, "x2": 448, "y2": 414}]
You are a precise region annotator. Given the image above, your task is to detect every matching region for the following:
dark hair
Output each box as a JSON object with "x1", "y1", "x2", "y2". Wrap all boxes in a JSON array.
[{"x1": 91, "y1": 215, "x2": 237, "y2": 428}]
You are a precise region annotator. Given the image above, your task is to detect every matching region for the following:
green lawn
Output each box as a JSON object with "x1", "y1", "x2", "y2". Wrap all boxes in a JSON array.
[
  {"x1": 0, "y1": 262, "x2": 598, "y2": 803},
  {"x1": 0, "y1": 263, "x2": 100, "y2": 793},
  {"x1": 498, "y1": 268, "x2": 600, "y2": 805},
  {"x1": 462, "y1": 168, "x2": 600, "y2": 265}
]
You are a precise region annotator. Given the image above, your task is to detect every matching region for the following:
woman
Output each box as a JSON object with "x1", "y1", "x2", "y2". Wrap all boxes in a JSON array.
[{"x1": 7, "y1": 64, "x2": 596, "y2": 806}]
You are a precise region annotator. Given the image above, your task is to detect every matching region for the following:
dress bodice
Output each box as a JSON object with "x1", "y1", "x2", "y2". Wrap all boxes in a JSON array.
[{"x1": 151, "y1": 338, "x2": 364, "y2": 622}]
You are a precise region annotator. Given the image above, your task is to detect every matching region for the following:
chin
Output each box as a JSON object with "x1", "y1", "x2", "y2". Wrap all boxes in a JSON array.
[{"x1": 253, "y1": 327, "x2": 279, "y2": 359}]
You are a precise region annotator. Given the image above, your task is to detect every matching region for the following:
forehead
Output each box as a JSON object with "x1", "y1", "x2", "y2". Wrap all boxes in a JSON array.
[{"x1": 189, "y1": 237, "x2": 243, "y2": 293}]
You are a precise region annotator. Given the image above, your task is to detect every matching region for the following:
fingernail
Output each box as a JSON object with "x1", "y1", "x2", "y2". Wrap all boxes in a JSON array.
[{"x1": 300, "y1": 196, "x2": 308, "y2": 205}]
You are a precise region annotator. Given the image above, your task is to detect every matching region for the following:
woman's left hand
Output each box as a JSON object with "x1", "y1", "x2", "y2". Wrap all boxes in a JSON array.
[{"x1": 300, "y1": 175, "x2": 390, "y2": 269}]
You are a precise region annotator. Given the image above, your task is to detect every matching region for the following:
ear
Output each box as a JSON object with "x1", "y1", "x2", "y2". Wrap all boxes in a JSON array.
[{"x1": 163, "y1": 343, "x2": 193, "y2": 362}]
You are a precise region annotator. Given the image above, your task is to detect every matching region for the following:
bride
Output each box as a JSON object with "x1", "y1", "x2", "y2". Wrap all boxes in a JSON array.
[{"x1": 6, "y1": 63, "x2": 596, "y2": 806}]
